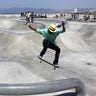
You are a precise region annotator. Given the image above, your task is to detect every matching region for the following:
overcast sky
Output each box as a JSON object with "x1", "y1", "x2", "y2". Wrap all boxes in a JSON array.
[{"x1": 0, "y1": 0, "x2": 96, "y2": 9}]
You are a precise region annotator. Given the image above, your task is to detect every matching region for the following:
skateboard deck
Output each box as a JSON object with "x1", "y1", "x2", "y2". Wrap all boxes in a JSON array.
[{"x1": 38, "y1": 56, "x2": 59, "y2": 70}]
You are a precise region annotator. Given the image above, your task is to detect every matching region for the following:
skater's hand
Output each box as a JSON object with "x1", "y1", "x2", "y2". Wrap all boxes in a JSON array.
[
  {"x1": 61, "y1": 21, "x2": 65, "y2": 26},
  {"x1": 28, "y1": 25, "x2": 37, "y2": 31},
  {"x1": 28, "y1": 25, "x2": 32, "y2": 28}
]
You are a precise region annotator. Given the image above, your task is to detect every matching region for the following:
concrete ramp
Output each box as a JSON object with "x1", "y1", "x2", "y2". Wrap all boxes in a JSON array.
[
  {"x1": 0, "y1": 19, "x2": 16, "y2": 28},
  {"x1": 0, "y1": 17, "x2": 96, "y2": 96},
  {"x1": 60, "y1": 21, "x2": 96, "y2": 51}
]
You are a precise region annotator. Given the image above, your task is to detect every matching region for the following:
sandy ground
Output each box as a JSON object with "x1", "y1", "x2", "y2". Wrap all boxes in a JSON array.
[{"x1": 0, "y1": 16, "x2": 96, "y2": 96}]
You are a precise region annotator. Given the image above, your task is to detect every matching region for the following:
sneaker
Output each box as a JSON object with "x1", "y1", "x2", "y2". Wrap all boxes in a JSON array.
[
  {"x1": 54, "y1": 64, "x2": 59, "y2": 68},
  {"x1": 53, "y1": 63, "x2": 58, "y2": 66}
]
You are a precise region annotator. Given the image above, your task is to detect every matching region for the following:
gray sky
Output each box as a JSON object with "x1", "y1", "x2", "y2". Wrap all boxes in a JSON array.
[{"x1": 0, "y1": 0, "x2": 96, "y2": 9}]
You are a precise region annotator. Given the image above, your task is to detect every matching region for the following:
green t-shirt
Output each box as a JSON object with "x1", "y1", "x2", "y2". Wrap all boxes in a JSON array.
[{"x1": 36, "y1": 28, "x2": 64, "y2": 44}]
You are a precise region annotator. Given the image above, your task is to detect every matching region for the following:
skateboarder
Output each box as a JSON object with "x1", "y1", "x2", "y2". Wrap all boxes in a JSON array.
[{"x1": 28, "y1": 21, "x2": 66, "y2": 67}]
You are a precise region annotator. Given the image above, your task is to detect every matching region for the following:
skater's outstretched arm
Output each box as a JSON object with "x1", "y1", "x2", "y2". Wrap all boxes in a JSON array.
[
  {"x1": 28, "y1": 25, "x2": 43, "y2": 35},
  {"x1": 28, "y1": 25, "x2": 37, "y2": 32}
]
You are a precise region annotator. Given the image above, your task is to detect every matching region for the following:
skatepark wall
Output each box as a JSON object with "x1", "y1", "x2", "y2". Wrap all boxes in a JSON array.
[
  {"x1": 60, "y1": 21, "x2": 96, "y2": 51},
  {"x1": 0, "y1": 19, "x2": 16, "y2": 28},
  {"x1": 0, "y1": 20, "x2": 44, "y2": 57},
  {"x1": 0, "y1": 18, "x2": 96, "y2": 57}
]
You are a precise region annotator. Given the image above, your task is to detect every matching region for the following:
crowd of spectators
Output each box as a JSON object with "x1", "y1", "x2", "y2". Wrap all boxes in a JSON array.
[{"x1": 21, "y1": 11, "x2": 96, "y2": 22}]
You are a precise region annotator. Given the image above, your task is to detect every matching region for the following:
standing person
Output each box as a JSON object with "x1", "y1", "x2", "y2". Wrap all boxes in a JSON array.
[
  {"x1": 30, "y1": 11, "x2": 34, "y2": 23},
  {"x1": 28, "y1": 22, "x2": 66, "y2": 67},
  {"x1": 25, "y1": 11, "x2": 31, "y2": 25}
]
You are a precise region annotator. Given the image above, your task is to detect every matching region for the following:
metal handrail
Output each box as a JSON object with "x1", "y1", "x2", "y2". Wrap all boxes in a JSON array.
[{"x1": 0, "y1": 78, "x2": 85, "y2": 96}]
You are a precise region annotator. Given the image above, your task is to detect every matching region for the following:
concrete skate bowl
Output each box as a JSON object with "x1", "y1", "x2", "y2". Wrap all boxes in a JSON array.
[
  {"x1": 0, "y1": 18, "x2": 45, "y2": 33},
  {"x1": 0, "y1": 18, "x2": 96, "y2": 96},
  {"x1": 0, "y1": 19, "x2": 16, "y2": 29},
  {"x1": 60, "y1": 21, "x2": 96, "y2": 51},
  {"x1": 0, "y1": 18, "x2": 85, "y2": 96}
]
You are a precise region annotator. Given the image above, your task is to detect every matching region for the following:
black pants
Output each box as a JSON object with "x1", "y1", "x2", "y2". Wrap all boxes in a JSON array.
[{"x1": 40, "y1": 39, "x2": 60, "y2": 65}]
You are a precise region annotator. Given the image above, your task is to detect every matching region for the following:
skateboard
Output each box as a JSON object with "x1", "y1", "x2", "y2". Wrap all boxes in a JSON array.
[{"x1": 38, "y1": 56, "x2": 59, "y2": 70}]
